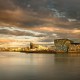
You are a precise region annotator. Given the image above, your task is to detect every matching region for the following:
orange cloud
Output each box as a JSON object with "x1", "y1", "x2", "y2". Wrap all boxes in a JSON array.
[{"x1": 0, "y1": 39, "x2": 15, "y2": 42}]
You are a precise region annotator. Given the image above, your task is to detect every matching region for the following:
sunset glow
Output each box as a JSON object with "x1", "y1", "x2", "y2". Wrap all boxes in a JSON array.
[{"x1": 0, "y1": 0, "x2": 80, "y2": 46}]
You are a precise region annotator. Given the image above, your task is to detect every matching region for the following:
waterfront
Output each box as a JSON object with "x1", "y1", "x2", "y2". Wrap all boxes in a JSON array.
[{"x1": 0, "y1": 52, "x2": 80, "y2": 80}]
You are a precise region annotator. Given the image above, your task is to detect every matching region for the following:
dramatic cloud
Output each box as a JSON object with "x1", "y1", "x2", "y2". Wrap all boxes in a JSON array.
[{"x1": 0, "y1": 0, "x2": 80, "y2": 44}]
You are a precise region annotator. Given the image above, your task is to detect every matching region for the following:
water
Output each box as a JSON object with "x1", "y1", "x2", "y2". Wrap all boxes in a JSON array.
[{"x1": 0, "y1": 52, "x2": 80, "y2": 80}]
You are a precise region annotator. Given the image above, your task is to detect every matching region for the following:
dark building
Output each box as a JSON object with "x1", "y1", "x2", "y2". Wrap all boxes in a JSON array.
[{"x1": 30, "y1": 42, "x2": 36, "y2": 49}]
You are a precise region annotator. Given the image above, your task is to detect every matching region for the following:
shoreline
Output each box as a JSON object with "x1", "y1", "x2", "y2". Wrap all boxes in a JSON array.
[{"x1": 0, "y1": 51, "x2": 80, "y2": 54}]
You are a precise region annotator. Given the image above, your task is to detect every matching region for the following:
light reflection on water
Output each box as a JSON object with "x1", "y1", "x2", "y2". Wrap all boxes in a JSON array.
[{"x1": 0, "y1": 52, "x2": 80, "y2": 80}]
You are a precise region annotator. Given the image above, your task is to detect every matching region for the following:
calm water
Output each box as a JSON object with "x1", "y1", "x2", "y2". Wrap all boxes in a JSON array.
[{"x1": 0, "y1": 52, "x2": 80, "y2": 80}]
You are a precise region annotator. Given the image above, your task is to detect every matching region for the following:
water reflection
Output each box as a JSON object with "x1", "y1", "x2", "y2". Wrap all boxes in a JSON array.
[
  {"x1": 0, "y1": 52, "x2": 55, "y2": 65},
  {"x1": 0, "y1": 52, "x2": 80, "y2": 80}
]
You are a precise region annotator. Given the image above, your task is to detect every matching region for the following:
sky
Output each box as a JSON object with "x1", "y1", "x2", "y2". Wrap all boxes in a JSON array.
[{"x1": 0, "y1": 0, "x2": 80, "y2": 46}]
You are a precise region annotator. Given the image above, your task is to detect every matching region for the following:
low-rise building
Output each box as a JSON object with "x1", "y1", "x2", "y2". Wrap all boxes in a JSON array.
[{"x1": 68, "y1": 43, "x2": 80, "y2": 53}]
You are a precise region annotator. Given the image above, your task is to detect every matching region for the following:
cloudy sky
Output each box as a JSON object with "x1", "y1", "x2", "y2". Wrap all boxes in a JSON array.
[{"x1": 0, "y1": 0, "x2": 80, "y2": 46}]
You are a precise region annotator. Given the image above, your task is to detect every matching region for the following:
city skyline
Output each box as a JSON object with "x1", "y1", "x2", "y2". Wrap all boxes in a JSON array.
[{"x1": 0, "y1": 0, "x2": 80, "y2": 47}]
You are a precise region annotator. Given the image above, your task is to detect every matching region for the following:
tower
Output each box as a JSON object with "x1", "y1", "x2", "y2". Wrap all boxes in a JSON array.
[{"x1": 30, "y1": 42, "x2": 35, "y2": 49}]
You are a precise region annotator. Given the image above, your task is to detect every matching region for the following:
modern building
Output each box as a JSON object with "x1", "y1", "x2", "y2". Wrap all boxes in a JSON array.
[{"x1": 54, "y1": 39, "x2": 73, "y2": 53}]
